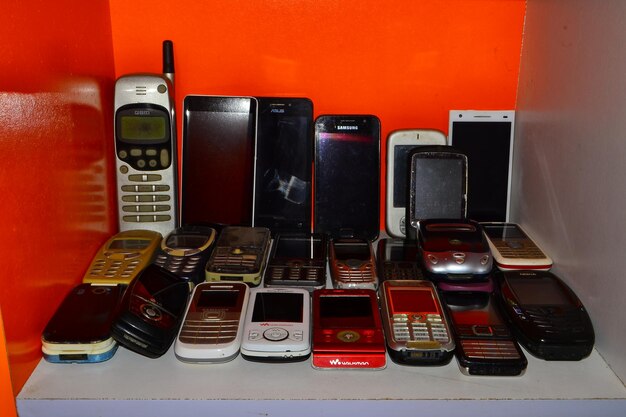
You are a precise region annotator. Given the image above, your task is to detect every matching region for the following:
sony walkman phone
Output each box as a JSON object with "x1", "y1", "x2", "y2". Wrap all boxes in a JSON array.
[
  {"x1": 380, "y1": 280, "x2": 455, "y2": 366},
  {"x1": 114, "y1": 40, "x2": 178, "y2": 237},
  {"x1": 152, "y1": 225, "x2": 217, "y2": 285},
  {"x1": 83, "y1": 229, "x2": 162, "y2": 285},
  {"x1": 376, "y1": 238, "x2": 424, "y2": 282},
  {"x1": 241, "y1": 288, "x2": 311, "y2": 362},
  {"x1": 418, "y1": 219, "x2": 492, "y2": 281},
  {"x1": 314, "y1": 115, "x2": 380, "y2": 241},
  {"x1": 442, "y1": 291, "x2": 527, "y2": 376},
  {"x1": 449, "y1": 110, "x2": 515, "y2": 222},
  {"x1": 495, "y1": 270, "x2": 594, "y2": 360},
  {"x1": 329, "y1": 238, "x2": 378, "y2": 290},
  {"x1": 253, "y1": 97, "x2": 313, "y2": 234},
  {"x1": 182, "y1": 95, "x2": 257, "y2": 226},
  {"x1": 482, "y1": 222, "x2": 553, "y2": 271},
  {"x1": 111, "y1": 264, "x2": 190, "y2": 358},
  {"x1": 41, "y1": 284, "x2": 123, "y2": 363},
  {"x1": 175, "y1": 282, "x2": 249, "y2": 363},
  {"x1": 205, "y1": 226, "x2": 271, "y2": 286},
  {"x1": 264, "y1": 233, "x2": 327, "y2": 291},
  {"x1": 386, "y1": 129, "x2": 447, "y2": 238},
  {"x1": 408, "y1": 145, "x2": 467, "y2": 240},
  {"x1": 312, "y1": 289, "x2": 386, "y2": 370}
]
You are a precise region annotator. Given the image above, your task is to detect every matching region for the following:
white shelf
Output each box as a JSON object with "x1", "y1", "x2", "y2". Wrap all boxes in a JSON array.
[{"x1": 17, "y1": 344, "x2": 626, "y2": 417}]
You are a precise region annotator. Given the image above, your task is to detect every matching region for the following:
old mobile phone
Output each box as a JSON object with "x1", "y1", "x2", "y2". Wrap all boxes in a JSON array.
[
  {"x1": 152, "y1": 225, "x2": 217, "y2": 285},
  {"x1": 380, "y1": 280, "x2": 454, "y2": 366},
  {"x1": 442, "y1": 291, "x2": 527, "y2": 376},
  {"x1": 205, "y1": 226, "x2": 271, "y2": 286},
  {"x1": 312, "y1": 289, "x2": 386, "y2": 370},
  {"x1": 253, "y1": 98, "x2": 313, "y2": 234},
  {"x1": 386, "y1": 129, "x2": 447, "y2": 238},
  {"x1": 114, "y1": 40, "x2": 178, "y2": 236},
  {"x1": 41, "y1": 284, "x2": 123, "y2": 363},
  {"x1": 482, "y1": 222, "x2": 552, "y2": 271},
  {"x1": 182, "y1": 95, "x2": 257, "y2": 226},
  {"x1": 82, "y1": 230, "x2": 162, "y2": 285},
  {"x1": 449, "y1": 110, "x2": 515, "y2": 222},
  {"x1": 241, "y1": 288, "x2": 311, "y2": 362},
  {"x1": 418, "y1": 219, "x2": 492, "y2": 282},
  {"x1": 111, "y1": 264, "x2": 190, "y2": 358},
  {"x1": 330, "y1": 238, "x2": 378, "y2": 290},
  {"x1": 496, "y1": 270, "x2": 594, "y2": 360},
  {"x1": 264, "y1": 233, "x2": 327, "y2": 291},
  {"x1": 376, "y1": 238, "x2": 424, "y2": 282},
  {"x1": 175, "y1": 282, "x2": 249, "y2": 363},
  {"x1": 314, "y1": 115, "x2": 380, "y2": 241}
]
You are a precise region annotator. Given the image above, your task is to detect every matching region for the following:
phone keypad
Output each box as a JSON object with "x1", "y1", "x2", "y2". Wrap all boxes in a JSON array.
[
  {"x1": 179, "y1": 315, "x2": 239, "y2": 344},
  {"x1": 88, "y1": 259, "x2": 141, "y2": 280},
  {"x1": 381, "y1": 262, "x2": 424, "y2": 281},
  {"x1": 461, "y1": 339, "x2": 521, "y2": 359},
  {"x1": 154, "y1": 254, "x2": 203, "y2": 276},
  {"x1": 120, "y1": 176, "x2": 172, "y2": 224},
  {"x1": 336, "y1": 263, "x2": 375, "y2": 284},
  {"x1": 209, "y1": 247, "x2": 259, "y2": 272},
  {"x1": 392, "y1": 313, "x2": 450, "y2": 344},
  {"x1": 492, "y1": 240, "x2": 546, "y2": 259}
]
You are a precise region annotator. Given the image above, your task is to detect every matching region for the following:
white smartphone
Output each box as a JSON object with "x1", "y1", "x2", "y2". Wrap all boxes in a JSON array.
[
  {"x1": 386, "y1": 129, "x2": 446, "y2": 238},
  {"x1": 449, "y1": 110, "x2": 515, "y2": 222},
  {"x1": 174, "y1": 282, "x2": 249, "y2": 363},
  {"x1": 481, "y1": 222, "x2": 553, "y2": 271},
  {"x1": 240, "y1": 288, "x2": 311, "y2": 362}
]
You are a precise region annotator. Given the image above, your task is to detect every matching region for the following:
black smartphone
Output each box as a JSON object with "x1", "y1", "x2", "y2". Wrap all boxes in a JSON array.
[
  {"x1": 442, "y1": 291, "x2": 527, "y2": 376},
  {"x1": 253, "y1": 98, "x2": 313, "y2": 234},
  {"x1": 314, "y1": 115, "x2": 380, "y2": 240},
  {"x1": 182, "y1": 95, "x2": 257, "y2": 226}
]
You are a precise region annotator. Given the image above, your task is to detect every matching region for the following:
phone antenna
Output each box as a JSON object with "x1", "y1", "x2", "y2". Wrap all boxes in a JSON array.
[{"x1": 162, "y1": 40, "x2": 175, "y2": 85}]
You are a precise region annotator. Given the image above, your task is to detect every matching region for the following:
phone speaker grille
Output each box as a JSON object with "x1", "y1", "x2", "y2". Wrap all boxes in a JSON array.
[{"x1": 135, "y1": 86, "x2": 147, "y2": 96}]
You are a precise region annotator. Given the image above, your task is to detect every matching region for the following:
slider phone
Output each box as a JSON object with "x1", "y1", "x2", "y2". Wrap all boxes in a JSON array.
[
  {"x1": 496, "y1": 270, "x2": 594, "y2": 360},
  {"x1": 41, "y1": 284, "x2": 123, "y2": 363},
  {"x1": 241, "y1": 288, "x2": 311, "y2": 362},
  {"x1": 264, "y1": 233, "x2": 327, "y2": 291},
  {"x1": 153, "y1": 225, "x2": 217, "y2": 285},
  {"x1": 442, "y1": 291, "x2": 527, "y2": 376},
  {"x1": 376, "y1": 238, "x2": 424, "y2": 282},
  {"x1": 83, "y1": 230, "x2": 162, "y2": 285},
  {"x1": 329, "y1": 238, "x2": 378, "y2": 290},
  {"x1": 380, "y1": 280, "x2": 454, "y2": 366},
  {"x1": 312, "y1": 289, "x2": 386, "y2": 370},
  {"x1": 175, "y1": 282, "x2": 249, "y2": 363},
  {"x1": 111, "y1": 264, "x2": 190, "y2": 358},
  {"x1": 482, "y1": 222, "x2": 553, "y2": 271}
]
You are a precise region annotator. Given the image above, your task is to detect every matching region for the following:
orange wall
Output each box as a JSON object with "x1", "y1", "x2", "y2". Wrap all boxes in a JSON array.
[
  {"x1": 109, "y1": 0, "x2": 526, "y2": 229},
  {"x1": 0, "y1": 0, "x2": 117, "y2": 395}
]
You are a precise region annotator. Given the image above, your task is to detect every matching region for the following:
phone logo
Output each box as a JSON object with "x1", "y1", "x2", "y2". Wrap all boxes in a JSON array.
[
  {"x1": 329, "y1": 358, "x2": 370, "y2": 366},
  {"x1": 337, "y1": 125, "x2": 358, "y2": 131},
  {"x1": 270, "y1": 109, "x2": 285, "y2": 113}
]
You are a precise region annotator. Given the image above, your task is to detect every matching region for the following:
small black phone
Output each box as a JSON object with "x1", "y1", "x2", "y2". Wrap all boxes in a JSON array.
[
  {"x1": 111, "y1": 264, "x2": 190, "y2": 358},
  {"x1": 264, "y1": 233, "x2": 327, "y2": 291},
  {"x1": 495, "y1": 270, "x2": 594, "y2": 360},
  {"x1": 376, "y1": 238, "x2": 424, "y2": 282},
  {"x1": 442, "y1": 291, "x2": 527, "y2": 376},
  {"x1": 314, "y1": 115, "x2": 380, "y2": 241},
  {"x1": 253, "y1": 97, "x2": 313, "y2": 234}
]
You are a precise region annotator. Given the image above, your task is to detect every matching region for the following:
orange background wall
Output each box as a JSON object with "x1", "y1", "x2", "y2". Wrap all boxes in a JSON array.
[{"x1": 0, "y1": 0, "x2": 525, "y2": 406}]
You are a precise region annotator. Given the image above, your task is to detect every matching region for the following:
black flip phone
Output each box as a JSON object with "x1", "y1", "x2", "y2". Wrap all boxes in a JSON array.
[
  {"x1": 253, "y1": 98, "x2": 313, "y2": 234},
  {"x1": 314, "y1": 115, "x2": 380, "y2": 241}
]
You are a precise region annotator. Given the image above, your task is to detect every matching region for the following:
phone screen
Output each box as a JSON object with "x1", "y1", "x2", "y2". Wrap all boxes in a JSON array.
[
  {"x1": 389, "y1": 288, "x2": 437, "y2": 314},
  {"x1": 444, "y1": 292, "x2": 503, "y2": 326},
  {"x1": 319, "y1": 295, "x2": 375, "y2": 327},
  {"x1": 182, "y1": 96, "x2": 256, "y2": 226},
  {"x1": 251, "y1": 292, "x2": 304, "y2": 323},
  {"x1": 274, "y1": 236, "x2": 324, "y2": 260},
  {"x1": 333, "y1": 241, "x2": 371, "y2": 261},
  {"x1": 254, "y1": 98, "x2": 313, "y2": 233},
  {"x1": 507, "y1": 277, "x2": 572, "y2": 306},
  {"x1": 392, "y1": 145, "x2": 416, "y2": 209},
  {"x1": 314, "y1": 116, "x2": 380, "y2": 240},
  {"x1": 483, "y1": 224, "x2": 527, "y2": 240},
  {"x1": 411, "y1": 155, "x2": 465, "y2": 221}
]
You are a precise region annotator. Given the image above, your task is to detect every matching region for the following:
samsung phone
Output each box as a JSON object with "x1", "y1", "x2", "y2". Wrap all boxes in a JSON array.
[
  {"x1": 42, "y1": 284, "x2": 123, "y2": 363},
  {"x1": 205, "y1": 226, "x2": 271, "y2": 286},
  {"x1": 329, "y1": 238, "x2": 378, "y2": 290},
  {"x1": 442, "y1": 291, "x2": 527, "y2": 376},
  {"x1": 386, "y1": 129, "x2": 447, "y2": 238},
  {"x1": 379, "y1": 280, "x2": 454, "y2": 366},
  {"x1": 241, "y1": 288, "x2": 311, "y2": 362},
  {"x1": 264, "y1": 233, "x2": 327, "y2": 291},
  {"x1": 253, "y1": 98, "x2": 313, "y2": 234},
  {"x1": 83, "y1": 230, "x2": 162, "y2": 285},
  {"x1": 114, "y1": 41, "x2": 178, "y2": 237},
  {"x1": 312, "y1": 289, "x2": 386, "y2": 370},
  {"x1": 314, "y1": 115, "x2": 380, "y2": 241},
  {"x1": 376, "y1": 238, "x2": 424, "y2": 282},
  {"x1": 449, "y1": 110, "x2": 515, "y2": 222},
  {"x1": 175, "y1": 282, "x2": 249, "y2": 363},
  {"x1": 182, "y1": 95, "x2": 257, "y2": 226},
  {"x1": 496, "y1": 270, "x2": 594, "y2": 360},
  {"x1": 153, "y1": 225, "x2": 217, "y2": 285},
  {"x1": 482, "y1": 222, "x2": 552, "y2": 271}
]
